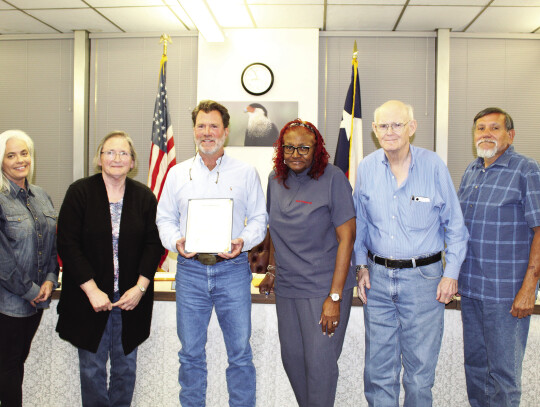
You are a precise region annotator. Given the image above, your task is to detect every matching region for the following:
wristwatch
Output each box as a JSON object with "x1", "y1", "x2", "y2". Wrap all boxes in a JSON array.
[
  {"x1": 137, "y1": 284, "x2": 146, "y2": 294},
  {"x1": 356, "y1": 265, "x2": 368, "y2": 272},
  {"x1": 329, "y1": 293, "x2": 342, "y2": 302}
]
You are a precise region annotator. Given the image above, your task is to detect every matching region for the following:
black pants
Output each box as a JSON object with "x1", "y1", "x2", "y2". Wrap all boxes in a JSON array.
[{"x1": 0, "y1": 310, "x2": 43, "y2": 407}]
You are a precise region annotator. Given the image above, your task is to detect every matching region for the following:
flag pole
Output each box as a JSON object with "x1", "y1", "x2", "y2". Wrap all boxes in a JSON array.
[
  {"x1": 150, "y1": 33, "x2": 177, "y2": 271},
  {"x1": 348, "y1": 41, "x2": 358, "y2": 170}
]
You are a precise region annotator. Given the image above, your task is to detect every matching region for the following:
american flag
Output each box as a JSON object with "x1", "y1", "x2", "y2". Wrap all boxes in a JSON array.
[
  {"x1": 148, "y1": 54, "x2": 176, "y2": 270},
  {"x1": 148, "y1": 54, "x2": 176, "y2": 200},
  {"x1": 334, "y1": 46, "x2": 363, "y2": 188}
]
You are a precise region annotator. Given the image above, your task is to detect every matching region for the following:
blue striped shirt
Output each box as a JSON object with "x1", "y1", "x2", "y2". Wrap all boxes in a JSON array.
[
  {"x1": 458, "y1": 145, "x2": 540, "y2": 302},
  {"x1": 354, "y1": 145, "x2": 468, "y2": 279}
]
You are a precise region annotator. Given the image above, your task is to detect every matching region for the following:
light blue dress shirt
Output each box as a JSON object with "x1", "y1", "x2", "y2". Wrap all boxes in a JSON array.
[
  {"x1": 353, "y1": 145, "x2": 469, "y2": 280},
  {"x1": 156, "y1": 152, "x2": 267, "y2": 253}
]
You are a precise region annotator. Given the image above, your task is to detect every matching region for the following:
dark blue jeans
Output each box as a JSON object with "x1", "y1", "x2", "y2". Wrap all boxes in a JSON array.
[
  {"x1": 461, "y1": 296, "x2": 530, "y2": 407},
  {"x1": 78, "y1": 293, "x2": 138, "y2": 407},
  {"x1": 175, "y1": 253, "x2": 255, "y2": 407}
]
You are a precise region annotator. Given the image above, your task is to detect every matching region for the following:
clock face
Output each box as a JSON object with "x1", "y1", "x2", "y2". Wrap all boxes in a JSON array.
[{"x1": 241, "y1": 63, "x2": 274, "y2": 96}]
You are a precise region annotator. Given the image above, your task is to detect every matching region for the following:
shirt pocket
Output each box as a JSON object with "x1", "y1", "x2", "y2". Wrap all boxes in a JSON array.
[
  {"x1": 402, "y1": 200, "x2": 437, "y2": 230},
  {"x1": 5, "y1": 212, "x2": 32, "y2": 240},
  {"x1": 43, "y1": 210, "x2": 58, "y2": 230}
]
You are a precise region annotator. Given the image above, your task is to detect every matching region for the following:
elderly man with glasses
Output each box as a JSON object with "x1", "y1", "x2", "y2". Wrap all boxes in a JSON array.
[{"x1": 354, "y1": 100, "x2": 469, "y2": 406}]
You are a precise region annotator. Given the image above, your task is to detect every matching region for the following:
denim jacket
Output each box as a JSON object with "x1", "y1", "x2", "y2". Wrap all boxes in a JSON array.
[{"x1": 0, "y1": 180, "x2": 59, "y2": 317}]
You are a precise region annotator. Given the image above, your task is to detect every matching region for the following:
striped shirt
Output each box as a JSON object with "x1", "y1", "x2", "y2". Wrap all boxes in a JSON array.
[
  {"x1": 458, "y1": 145, "x2": 540, "y2": 302},
  {"x1": 354, "y1": 145, "x2": 468, "y2": 279}
]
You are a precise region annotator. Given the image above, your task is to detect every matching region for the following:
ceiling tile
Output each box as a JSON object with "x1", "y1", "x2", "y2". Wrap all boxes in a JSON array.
[
  {"x1": 0, "y1": 10, "x2": 58, "y2": 33},
  {"x1": 410, "y1": 0, "x2": 487, "y2": 5},
  {"x1": 7, "y1": 0, "x2": 85, "y2": 8},
  {"x1": 97, "y1": 6, "x2": 190, "y2": 32},
  {"x1": 493, "y1": 0, "x2": 540, "y2": 5},
  {"x1": 87, "y1": 0, "x2": 164, "y2": 6},
  {"x1": 398, "y1": 5, "x2": 482, "y2": 31},
  {"x1": 326, "y1": 5, "x2": 403, "y2": 31},
  {"x1": 168, "y1": 4, "x2": 196, "y2": 30},
  {"x1": 0, "y1": 3, "x2": 15, "y2": 9},
  {"x1": 249, "y1": 5, "x2": 323, "y2": 28},
  {"x1": 207, "y1": 0, "x2": 254, "y2": 28},
  {"x1": 328, "y1": 0, "x2": 403, "y2": 4},
  {"x1": 468, "y1": 6, "x2": 540, "y2": 32},
  {"x1": 247, "y1": 0, "x2": 323, "y2": 4},
  {"x1": 25, "y1": 8, "x2": 122, "y2": 32}
]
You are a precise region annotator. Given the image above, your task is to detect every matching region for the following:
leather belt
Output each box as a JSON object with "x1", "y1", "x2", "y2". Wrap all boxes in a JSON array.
[
  {"x1": 368, "y1": 251, "x2": 441, "y2": 269},
  {"x1": 194, "y1": 254, "x2": 226, "y2": 266}
]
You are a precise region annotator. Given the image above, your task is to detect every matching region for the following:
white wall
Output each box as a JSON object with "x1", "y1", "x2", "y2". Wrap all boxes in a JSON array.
[
  {"x1": 197, "y1": 28, "x2": 319, "y2": 122},
  {"x1": 197, "y1": 28, "x2": 319, "y2": 192}
]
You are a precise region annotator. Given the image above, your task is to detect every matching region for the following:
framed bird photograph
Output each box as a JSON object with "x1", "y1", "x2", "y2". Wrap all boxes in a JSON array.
[{"x1": 221, "y1": 101, "x2": 298, "y2": 147}]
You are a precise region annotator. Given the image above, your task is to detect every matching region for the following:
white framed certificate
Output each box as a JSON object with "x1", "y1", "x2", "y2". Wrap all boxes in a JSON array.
[{"x1": 185, "y1": 198, "x2": 233, "y2": 254}]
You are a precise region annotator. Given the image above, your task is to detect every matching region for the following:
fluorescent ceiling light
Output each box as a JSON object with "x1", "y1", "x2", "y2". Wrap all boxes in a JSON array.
[
  {"x1": 179, "y1": 0, "x2": 225, "y2": 42},
  {"x1": 206, "y1": 0, "x2": 254, "y2": 28}
]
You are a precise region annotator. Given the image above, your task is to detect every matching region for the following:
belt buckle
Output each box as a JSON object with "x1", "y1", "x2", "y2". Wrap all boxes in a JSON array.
[
  {"x1": 384, "y1": 258, "x2": 389, "y2": 268},
  {"x1": 197, "y1": 254, "x2": 217, "y2": 266}
]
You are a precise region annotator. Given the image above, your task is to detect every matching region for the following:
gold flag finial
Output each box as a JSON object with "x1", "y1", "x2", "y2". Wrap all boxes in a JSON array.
[
  {"x1": 160, "y1": 34, "x2": 172, "y2": 56},
  {"x1": 353, "y1": 40, "x2": 358, "y2": 60}
]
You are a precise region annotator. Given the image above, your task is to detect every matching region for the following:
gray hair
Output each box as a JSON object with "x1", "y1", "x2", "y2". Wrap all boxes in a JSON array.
[
  {"x1": 0, "y1": 130, "x2": 35, "y2": 193},
  {"x1": 92, "y1": 131, "x2": 138, "y2": 174},
  {"x1": 473, "y1": 107, "x2": 514, "y2": 132}
]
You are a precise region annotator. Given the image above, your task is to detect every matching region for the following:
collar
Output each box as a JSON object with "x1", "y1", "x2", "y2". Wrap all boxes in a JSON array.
[
  {"x1": 8, "y1": 179, "x2": 33, "y2": 198},
  {"x1": 288, "y1": 166, "x2": 312, "y2": 181},
  {"x1": 381, "y1": 144, "x2": 416, "y2": 170},
  {"x1": 195, "y1": 151, "x2": 227, "y2": 170},
  {"x1": 471, "y1": 145, "x2": 514, "y2": 169}
]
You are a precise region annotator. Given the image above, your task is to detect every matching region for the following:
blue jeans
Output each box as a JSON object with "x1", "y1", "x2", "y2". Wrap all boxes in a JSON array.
[
  {"x1": 78, "y1": 293, "x2": 138, "y2": 407},
  {"x1": 176, "y1": 253, "x2": 255, "y2": 407},
  {"x1": 461, "y1": 296, "x2": 530, "y2": 407},
  {"x1": 363, "y1": 258, "x2": 444, "y2": 407}
]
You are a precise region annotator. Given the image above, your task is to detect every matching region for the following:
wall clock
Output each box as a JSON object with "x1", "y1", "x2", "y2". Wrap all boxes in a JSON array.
[{"x1": 241, "y1": 63, "x2": 274, "y2": 96}]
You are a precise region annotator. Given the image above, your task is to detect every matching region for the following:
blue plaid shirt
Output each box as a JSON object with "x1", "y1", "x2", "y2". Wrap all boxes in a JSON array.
[{"x1": 458, "y1": 145, "x2": 540, "y2": 302}]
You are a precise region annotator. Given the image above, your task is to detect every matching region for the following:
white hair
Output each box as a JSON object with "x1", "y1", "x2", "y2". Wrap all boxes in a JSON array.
[
  {"x1": 373, "y1": 101, "x2": 415, "y2": 123},
  {"x1": 0, "y1": 130, "x2": 35, "y2": 193}
]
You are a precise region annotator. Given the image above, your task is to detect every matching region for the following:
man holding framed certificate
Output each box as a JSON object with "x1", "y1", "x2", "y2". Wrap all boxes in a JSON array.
[{"x1": 156, "y1": 100, "x2": 267, "y2": 407}]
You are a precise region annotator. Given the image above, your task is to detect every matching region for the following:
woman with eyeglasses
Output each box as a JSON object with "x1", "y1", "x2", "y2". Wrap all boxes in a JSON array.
[
  {"x1": 259, "y1": 119, "x2": 356, "y2": 407},
  {"x1": 0, "y1": 130, "x2": 59, "y2": 407},
  {"x1": 56, "y1": 131, "x2": 163, "y2": 406}
]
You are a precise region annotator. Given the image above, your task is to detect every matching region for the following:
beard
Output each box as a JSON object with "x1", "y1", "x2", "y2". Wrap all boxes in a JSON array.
[
  {"x1": 195, "y1": 136, "x2": 226, "y2": 156},
  {"x1": 476, "y1": 139, "x2": 497, "y2": 159}
]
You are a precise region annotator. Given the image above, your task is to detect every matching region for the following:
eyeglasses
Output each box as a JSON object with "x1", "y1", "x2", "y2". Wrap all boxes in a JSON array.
[
  {"x1": 283, "y1": 145, "x2": 312, "y2": 156},
  {"x1": 374, "y1": 121, "x2": 410, "y2": 133},
  {"x1": 101, "y1": 150, "x2": 132, "y2": 160}
]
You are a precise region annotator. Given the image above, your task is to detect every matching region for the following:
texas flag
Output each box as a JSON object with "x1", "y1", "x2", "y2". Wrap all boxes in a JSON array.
[{"x1": 334, "y1": 56, "x2": 362, "y2": 188}]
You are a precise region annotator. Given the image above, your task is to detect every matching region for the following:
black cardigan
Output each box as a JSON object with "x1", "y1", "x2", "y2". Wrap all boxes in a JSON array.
[{"x1": 56, "y1": 174, "x2": 164, "y2": 354}]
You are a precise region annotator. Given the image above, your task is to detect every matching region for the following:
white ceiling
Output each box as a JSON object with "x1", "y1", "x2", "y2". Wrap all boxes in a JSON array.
[{"x1": 0, "y1": 0, "x2": 539, "y2": 35}]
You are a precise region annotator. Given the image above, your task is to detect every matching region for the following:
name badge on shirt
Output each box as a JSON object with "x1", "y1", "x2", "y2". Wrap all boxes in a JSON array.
[{"x1": 411, "y1": 195, "x2": 430, "y2": 203}]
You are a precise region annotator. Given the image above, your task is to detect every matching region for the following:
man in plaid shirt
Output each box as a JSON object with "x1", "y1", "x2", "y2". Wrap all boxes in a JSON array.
[{"x1": 458, "y1": 107, "x2": 540, "y2": 407}]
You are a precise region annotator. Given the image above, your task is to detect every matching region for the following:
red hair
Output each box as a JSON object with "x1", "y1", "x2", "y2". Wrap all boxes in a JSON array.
[{"x1": 273, "y1": 119, "x2": 329, "y2": 188}]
